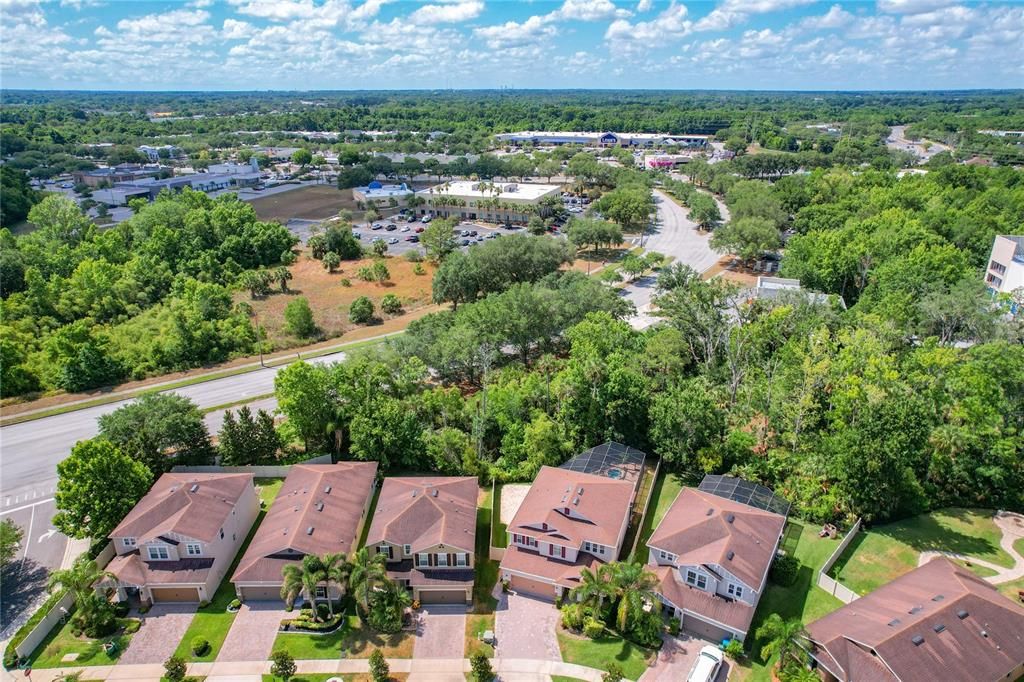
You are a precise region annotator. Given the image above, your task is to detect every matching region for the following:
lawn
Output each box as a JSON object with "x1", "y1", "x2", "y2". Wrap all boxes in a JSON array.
[
  {"x1": 465, "y1": 613, "x2": 495, "y2": 659},
  {"x1": 490, "y1": 485, "x2": 508, "y2": 549},
  {"x1": 998, "y1": 578, "x2": 1024, "y2": 603},
  {"x1": 1015, "y1": 537, "x2": 1024, "y2": 558},
  {"x1": 271, "y1": 614, "x2": 414, "y2": 660},
  {"x1": 827, "y1": 508, "x2": 1011, "y2": 596},
  {"x1": 474, "y1": 488, "x2": 499, "y2": 612},
  {"x1": 556, "y1": 630, "x2": 655, "y2": 681},
  {"x1": 734, "y1": 518, "x2": 845, "y2": 682},
  {"x1": 237, "y1": 250, "x2": 437, "y2": 351},
  {"x1": 28, "y1": 618, "x2": 137, "y2": 668},
  {"x1": 628, "y1": 470, "x2": 684, "y2": 563},
  {"x1": 172, "y1": 477, "x2": 284, "y2": 661},
  {"x1": 551, "y1": 677, "x2": 587, "y2": 682}
]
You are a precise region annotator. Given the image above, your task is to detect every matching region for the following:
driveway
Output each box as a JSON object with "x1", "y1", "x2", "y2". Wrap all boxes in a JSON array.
[
  {"x1": 117, "y1": 604, "x2": 196, "y2": 665},
  {"x1": 216, "y1": 601, "x2": 288, "y2": 662},
  {"x1": 639, "y1": 632, "x2": 731, "y2": 682},
  {"x1": 494, "y1": 591, "x2": 560, "y2": 661},
  {"x1": 413, "y1": 604, "x2": 468, "y2": 659}
]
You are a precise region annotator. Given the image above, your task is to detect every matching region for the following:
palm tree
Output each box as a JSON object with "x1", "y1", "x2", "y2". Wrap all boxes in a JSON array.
[
  {"x1": 368, "y1": 578, "x2": 412, "y2": 633},
  {"x1": 755, "y1": 614, "x2": 808, "y2": 669},
  {"x1": 609, "y1": 562, "x2": 661, "y2": 633},
  {"x1": 281, "y1": 555, "x2": 326, "y2": 620},
  {"x1": 348, "y1": 547, "x2": 389, "y2": 614},
  {"x1": 273, "y1": 266, "x2": 293, "y2": 292},
  {"x1": 570, "y1": 564, "x2": 617, "y2": 611},
  {"x1": 47, "y1": 555, "x2": 115, "y2": 627},
  {"x1": 322, "y1": 552, "x2": 350, "y2": 617}
]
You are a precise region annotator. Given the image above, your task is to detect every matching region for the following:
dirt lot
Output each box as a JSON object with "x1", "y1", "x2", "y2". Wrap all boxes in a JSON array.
[
  {"x1": 238, "y1": 250, "x2": 438, "y2": 349},
  {"x1": 248, "y1": 185, "x2": 365, "y2": 222}
]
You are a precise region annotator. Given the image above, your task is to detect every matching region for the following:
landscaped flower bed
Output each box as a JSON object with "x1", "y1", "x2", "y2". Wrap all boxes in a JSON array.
[{"x1": 280, "y1": 610, "x2": 345, "y2": 634}]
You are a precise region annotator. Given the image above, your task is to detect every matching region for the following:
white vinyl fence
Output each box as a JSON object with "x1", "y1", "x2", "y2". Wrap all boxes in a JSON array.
[
  {"x1": 816, "y1": 518, "x2": 862, "y2": 604},
  {"x1": 172, "y1": 453, "x2": 332, "y2": 477}
]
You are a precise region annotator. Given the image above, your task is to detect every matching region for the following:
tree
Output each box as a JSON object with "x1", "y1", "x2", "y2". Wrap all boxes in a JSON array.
[
  {"x1": 349, "y1": 296, "x2": 375, "y2": 324},
  {"x1": 527, "y1": 215, "x2": 547, "y2": 235},
  {"x1": 687, "y1": 192, "x2": 721, "y2": 230},
  {"x1": 322, "y1": 552, "x2": 350, "y2": 616},
  {"x1": 239, "y1": 270, "x2": 272, "y2": 298},
  {"x1": 369, "y1": 649, "x2": 390, "y2": 682},
  {"x1": 322, "y1": 251, "x2": 341, "y2": 272},
  {"x1": 348, "y1": 547, "x2": 389, "y2": 614},
  {"x1": 0, "y1": 519, "x2": 24, "y2": 568},
  {"x1": 98, "y1": 393, "x2": 214, "y2": 474},
  {"x1": 602, "y1": 663, "x2": 624, "y2": 682},
  {"x1": 380, "y1": 294, "x2": 402, "y2": 315},
  {"x1": 47, "y1": 555, "x2": 116, "y2": 635},
  {"x1": 420, "y1": 217, "x2": 458, "y2": 262},
  {"x1": 755, "y1": 614, "x2": 807, "y2": 669},
  {"x1": 284, "y1": 297, "x2": 317, "y2": 337},
  {"x1": 270, "y1": 649, "x2": 296, "y2": 682},
  {"x1": 53, "y1": 438, "x2": 153, "y2": 540},
  {"x1": 372, "y1": 239, "x2": 388, "y2": 257},
  {"x1": 725, "y1": 180, "x2": 787, "y2": 227},
  {"x1": 371, "y1": 259, "x2": 390, "y2": 284},
  {"x1": 218, "y1": 406, "x2": 281, "y2": 465},
  {"x1": 163, "y1": 656, "x2": 187, "y2": 682},
  {"x1": 710, "y1": 216, "x2": 781, "y2": 264},
  {"x1": 274, "y1": 361, "x2": 335, "y2": 452},
  {"x1": 570, "y1": 564, "x2": 616, "y2": 611},
  {"x1": 609, "y1": 562, "x2": 660, "y2": 634},
  {"x1": 272, "y1": 266, "x2": 293, "y2": 292},
  {"x1": 0, "y1": 166, "x2": 40, "y2": 226},
  {"x1": 470, "y1": 651, "x2": 494, "y2": 682},
  {"x1": 291, "y1": 149, "x2": 313, "y2": 166},
  {"x1": 654, "y1": 264, "x2": 739, "y2": 367},
  {"x1": 367, "y1": 578, "x2": 412, "y2": 633},
  {"x1": 281, "y1": 554, "x2": 326, "y2": 617},
  {"x1": 594, "y1": 186, "x2": 653, "y2": 233},
  {"x1": 649, "y1": 377, "x2": 726, "y2": 472}
]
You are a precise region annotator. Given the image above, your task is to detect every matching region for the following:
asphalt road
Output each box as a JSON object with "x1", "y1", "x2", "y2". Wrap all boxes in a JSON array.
[{"x1": 621, "y1": 189, "x2": 718, "y2": 328}]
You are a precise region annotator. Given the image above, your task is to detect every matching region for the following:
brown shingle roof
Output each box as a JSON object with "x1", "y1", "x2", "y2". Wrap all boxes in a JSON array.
[
  {"x1": 805, "y1": 557, "x2": 1024, "y2": 682},
  {"x1": 647, "y1": 488, "x2": 785, "y2": 591},
  {"x1": 506, "y1": 466, "x2": 634, "y2": 549},
  {"x1": 365, "y1": 477, "x2": 477, "y2": 554},
  {"x1": 652, "y1": 565, "x2": 756, "y2": 633},
  {"x1": 232, "y1": 462, "x2": 377, "y2": 584},
  {"x1": 108, "y1": 551, "x2": 214, "y2": 586},
  {"x1": 499, "y1": 544, "x2": 603, "y2": 588},
  {"x1": 110, "y1": 473, "x2": 254, "y2": 544}
]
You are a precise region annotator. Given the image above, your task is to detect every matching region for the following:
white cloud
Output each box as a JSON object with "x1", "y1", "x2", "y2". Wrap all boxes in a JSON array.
[
  {"x1": 606, "y1": 1, "x2": 690, "y2": 54},
  {"x1": 474, "y1": 14, "x2": 557, "y2": 49},
  {"x1": 550, "y1": 0, "x2": 630, "y2": 21},
  {"x1": 636, "y1": 0, "x2": 652, "y2": 11},
  {"x1": 798, "y1": 4, "x2": 853, "y2": 30},
  {"x1": 409, "y1": 0, "x2": 483, "y2": 25},
  {"x1": 222, "y1": 18, "x2": 256, "y2": 39},
  {"x1": 876, "y1": 0, "x2": 957, "y2": 14},
  {"x1": 695, "y1": 0, "x2": 815, "y2": 32},
  {"x1": 227, "y1": 0, "x2": 319, "y2": 21}
]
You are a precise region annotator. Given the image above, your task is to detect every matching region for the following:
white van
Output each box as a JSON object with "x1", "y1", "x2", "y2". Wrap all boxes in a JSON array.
[{"x1": 687, "y1": 646, "x2": 724, "y2": 682}]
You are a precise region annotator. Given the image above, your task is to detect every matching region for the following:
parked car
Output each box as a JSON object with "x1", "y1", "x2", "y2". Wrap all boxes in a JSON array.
[
  {"x1": 460, "y1": 230, "x2": 471, "y2": 237},
  {"x1": 460, "y1": 238, "x2": 470, "y2": 246},
  {"x1": 469, "y1": 230, "x2": 478, "y2": 236},
  {"x1": 388, "y1": 237, "x2": 399, "y2": 245},
  {"x1": 386, "y1": 224, "x2": 397, "y2": 231},
  {"x1": 476, "y1": 235, "x2": 484, "y2": 242},
  {"x1": 405, "y1": 235, "x2": 419, "y2": 242},
  {"x1": 415, "y1": 226, "x2": 425, "y2": 233},
  {"x1": 421, "y1": 215, "x2": 432, "y2": 223},
  {"x1": 353, "y1": 232, "x2": 362, "y2": 240},
  {"x1": 687, "y1": 646, "x2": 724, "y2": 682},
  {"x1": 401, "y1": 226, "x2": 411, "y2": 232},
  {"x1": 371, "y1": 223, "x2": 383, "y2": 230},
  {"x1": 371, "y1": 236, "x2": 383, "y2": 242}
]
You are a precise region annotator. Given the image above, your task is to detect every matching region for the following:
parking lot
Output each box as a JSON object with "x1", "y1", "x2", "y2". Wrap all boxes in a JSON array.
[{"x1": 352, "y1": 217, "x2": 525, "y2": 258}]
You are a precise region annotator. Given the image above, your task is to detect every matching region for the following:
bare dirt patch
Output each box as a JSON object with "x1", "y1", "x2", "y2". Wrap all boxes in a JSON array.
[
  {"x1": 238, "y1": 251, "x2": 437, "y2": 350},
  {"x1": 248, "y1": 185, "x2": 364, "y2": 222}
]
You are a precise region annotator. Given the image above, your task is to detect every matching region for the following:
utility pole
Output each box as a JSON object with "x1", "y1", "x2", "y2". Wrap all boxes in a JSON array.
[{"x1": 250, "y1": 310, "x2": 266, "y2": 368}]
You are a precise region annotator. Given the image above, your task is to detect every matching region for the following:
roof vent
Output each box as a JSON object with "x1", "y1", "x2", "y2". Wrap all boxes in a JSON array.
[
  {"x1": 432, "y1": 489, "x2": 439, "y2": 497},
  {"x1": 931, "y1": 594, "x2": 944, "y2": 602},
  {"x1": 189, "y1": 484, "x2": 199, "y2": 493},
  {"x1": 566, "y1": 486, "x2": 571, "y2": 493},
  {"x1": 324, "y1": 485, "x2": 332, "y2": 494},
  {"x1": 726, "y1": 551, "x2": 735, "y2": 560},
  {"x1": 412, "y1": 491, "x2": 417, "y2": 497},
  {"x1": 294, "y1": 505, "x2": 300, "y2": 512},
  {"x1": 888, "y1": 618, "x2": 901, "y2": 627},
  {"x1": 306, "y1": 526, "x2": 314, "y2": 535},
  {"x1": 933, "y1": 624, "x2": 945, "y2": 633},
  {"x1": 725, "y1": 513, "x2": 735, "y2": 524},
  {"x1": 909, "y1": 606, "x2": 923, "y2": 615},
  {"x1": 578, "y1": 487, "x2": 584, "y2": 495},
  {"x1": 561, "y1": 496, "x2": 567, "y2": 503},
  {"x1": 315, "y1": 501, "x2": 324, "y2": 512},
  {"x1": 706, "y1": 508, "x2": 714, "y2": 516},
  {"x1": 957, "y1": 610, "x2": 969, "y2": 620},
  {"x1": 573, "y1": 497, "x2": 580, "y2": 505},
  {"x1": 911, "y1": 635, "x2": 924, "y2": 646}
]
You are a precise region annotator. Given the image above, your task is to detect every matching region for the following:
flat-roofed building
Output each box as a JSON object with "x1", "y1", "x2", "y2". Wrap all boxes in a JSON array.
[
  {"x1": 415, "y1": 180, "x2": 561, "y2": 225},
  {"x1": 353, "y1": 181, "x2": 415, "y2": 206},
  {"x1": 496, "y1": 131, "x2": 711, "y2": 149}
]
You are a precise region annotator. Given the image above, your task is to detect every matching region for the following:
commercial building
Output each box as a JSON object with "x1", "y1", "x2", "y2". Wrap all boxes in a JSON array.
[
  {"x1": 803, "y1": 557, "x2": 1024, "y2": 682},
  {"x1": 985, "y1": 235, "x2": 1024, "y2": 297},
  {"x1": 137, "y1": 145, "x2": 180, "y2": 161},
  {"x1": 643, "y1": 154, "x2": 696, "y2": 169},
  {"x1": 232, "y1": 462, "x2": 377, "y2": 602},
  {"x1": 365, "y1": 477, "x2": 478, "y2": 604},
  {"x1": 353, "y1": 181, "x2": 415, "y2": 206},
  {"x1": 72, "y1": 164, "x2": 166, "y2": 188},
  {"x1": 103, "y1": 473, "x2": 259, "y2": 604},
  {"x1": 499, "y1": 443, "x2": 644, "y2": 601},
  {"x1": 416, "y1": 180, "x2": 561, "y2": 225},
  {"x1": 496, "y1": 131, "x2": 711, "y2": 149},
  {"x1": 646, "y1": 475, "x2": 789, "y2": 643}
]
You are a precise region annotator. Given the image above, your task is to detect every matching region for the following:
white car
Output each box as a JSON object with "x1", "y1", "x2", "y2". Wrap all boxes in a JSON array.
[{"x1": 687, "y1": 645, "x2": 724, "y2": 682}]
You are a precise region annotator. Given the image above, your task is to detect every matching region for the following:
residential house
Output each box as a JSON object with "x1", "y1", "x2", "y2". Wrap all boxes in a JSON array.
[
  {"x1": 804, "y1": 557, "x2": 1024, "y2": 682},
  {"x1": 985, "y1": 235, "x2": 1024, "y2": 300},
  {"x1": 365, "y1": 477, "x2": 478, "y2": 604},
  {"x1": 105, "y1": 472, "x2": 259, "y2": 604},
  {"x1": 232, "y1": 462, "x2": 377, "y2": 602},
  {"x1": 498, "y1": 458, "x2": 638, "y2": 601},
  {"x1": 646, "y1": 477, "x2": 788, "y2": 642}
]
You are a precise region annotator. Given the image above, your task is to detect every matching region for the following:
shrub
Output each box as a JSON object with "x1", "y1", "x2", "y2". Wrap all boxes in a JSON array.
[
  {"x1": 191, "y1": 636, "x2": 209, "y2": 656},
  {"x1": 583, "y1": 617, "x2": 605, "y2": 639},
  {"x1": 138, "y1": 604, "x2": 150, "y2": 615},
  {"x1": 270, "y1": 649, "x2": 296, "y2": 682},
  {"x1": 770, "y1": 553, "x2": 799, "y2": 587},
  {"x1": 470, "y1": 651, "x2": 494, "y2": 681},
  {"x1": 723, "y1": 639, "x2": 745, "y2": 659},
  {"x1": 123, "y1": 619, "x2": 141, "y2": 634},
  {"x1": 369, "y1": 649, "x2": 389, "y2": 682},
  {"x1": 113, "y1": 601, "x2": 130, "y2": 618},
  {"x1": 405, "y1": 250, "x2": 423, "y2": 262},
  {"x1": 380, "y1": 294, "x2": 402, "y2": 315},
  {"x1": 340, "y1": 278, "x2": 351, "y2": 287},
  {"x1": 667, "y1": 617, "x2": 681, "y2": 636},
  {"x1": 228, "y1": 599, "x2": 241, "y2": 610},
  {"x1": 316, "y1": 602, "x2": 330, "y2": 620},
  {"x1": 81, "y1": 601, "x2": 116, "y2": 638},
  {"x1": 560, "y1": 602, "x2": 585, "y2": 631},
  {"x1": 554, "y1": 595, "x2": 563, "y2": 609},
  {"x1": 164, "y1": 655, "x2": 187, "y2": 682},
  {"x1": 349, "y1": 296, "x2": 374, "y2": 324},
  {"x1": 197, "y1": 600, "x2": 209, "y2": 609},
  {"x1": 413, "y1": 263, "x2": 426, "y2": 275},
  {"x1": 284, "y1": 297, "x2": 317, "y2": 338},
  {"x1": 603, "y1": 663, "x2": 624, "y2": 682}
]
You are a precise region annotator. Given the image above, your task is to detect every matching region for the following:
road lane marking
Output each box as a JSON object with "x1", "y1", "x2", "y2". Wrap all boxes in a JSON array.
[
  {"x1": 22, "y1": 504, "x2": 35, "y2": 565},
  {"x1": 0, "y1": 497, "x2": 55, "y2": 515}
]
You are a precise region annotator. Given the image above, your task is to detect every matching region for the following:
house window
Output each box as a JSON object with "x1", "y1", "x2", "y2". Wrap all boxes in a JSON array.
[
  {"x1": 437, "y1": 553, "x2": 448, "y2": 567},
  {"x1": 659, "y1": 550, "x2": 675, "y2": 562},
  {"x1": 219, "y1": 529, "x2": 224, "y2": 539},
  {"x1": 148, "y1": 546, "x2": 170, "y2": 560},
  {"x1": 417, "y1": 553, "x2": 429, "y2": 567},
  {"x1": 728, "y1": 584, "x2": 744, "y2": 599},
  {"x1": 378, "y1": 544, "x2": 392, "y2": 559},
  {"x1": 186, "y1": 543, "x2": 202, "y2": 556},
  {"x1": 403, "y1": 544, "x2": 411, "y2": 555},
  {"x1": 122, "y1": 537, "x2": 136, "y2": 547},
  {"x1": 685, "y1": 570, "x2": 707, "y2": 590},
  {"x1": 456, "y1": 553, "x2": 468, "y2": 567},
  {"x1": 315, "y1": 586, "x2": 328, "y2": 599}
]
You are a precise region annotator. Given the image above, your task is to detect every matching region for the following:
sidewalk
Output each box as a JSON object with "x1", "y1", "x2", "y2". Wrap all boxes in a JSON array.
[{"x1": 2, "y1": 657, "x2": 606, "y2": 682}]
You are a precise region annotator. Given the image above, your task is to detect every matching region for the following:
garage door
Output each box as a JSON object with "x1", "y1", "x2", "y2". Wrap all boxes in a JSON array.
[
  {"x1": 240, "y1": 586, "x2": 282, "y2": 601},
  {"x1": 150, "y1": 587, "x2": 200, "y2": 603},
  {"x1": 419, "y1": 589, "x2": 468, "y2": 604},
  {"x1": 509, "y1": 574, "x2": 556, "y2": 601},
  {"x1": 683, "y1": 614, "x2": 734, "y2": 643}
]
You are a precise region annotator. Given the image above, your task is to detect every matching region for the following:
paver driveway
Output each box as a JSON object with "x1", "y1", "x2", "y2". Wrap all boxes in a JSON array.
[
  {"x1": 117, "y1": 604, "x2": 195, "y2": 664},
  {"x1": 216, "y1": 601, "x2": 288, "y2": 662},
  {"x1": 494, "y1": 591, "x2": 560, "y2": 661},
  {"x1": 639, "y1": 632, "x2": 731, "y2": 682},
  {"x1": 413, "y1": 604, "x2": 468, "y2": 659}
]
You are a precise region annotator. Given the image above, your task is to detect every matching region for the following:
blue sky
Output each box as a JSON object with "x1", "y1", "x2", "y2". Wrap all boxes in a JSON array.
[{"x1": 2, "y1": 0, "x2": 1022, "y2": 91}]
